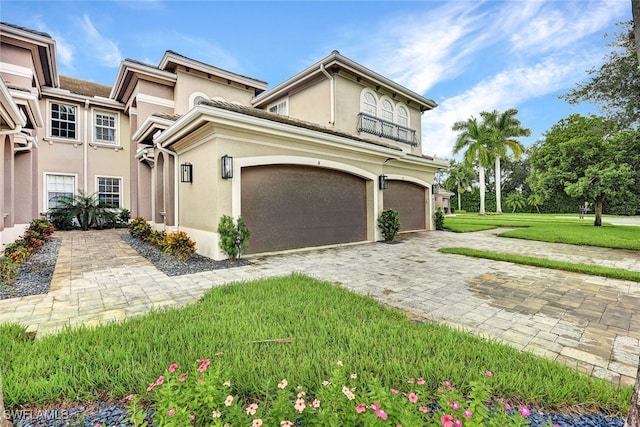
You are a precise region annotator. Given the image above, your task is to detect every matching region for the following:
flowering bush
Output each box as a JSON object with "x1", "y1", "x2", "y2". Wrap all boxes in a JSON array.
[{"x1": 128, "y1": 358, "x2": 557, "y2": 426}]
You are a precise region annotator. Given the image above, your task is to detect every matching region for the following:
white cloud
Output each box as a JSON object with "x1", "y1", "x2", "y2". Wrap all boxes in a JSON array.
[
  {"x1": 421, "y1": 53, "x2": 601, "y2": 158},
  {"x1": 77, "y1": 15, "x2": 122, "y2": 67}
]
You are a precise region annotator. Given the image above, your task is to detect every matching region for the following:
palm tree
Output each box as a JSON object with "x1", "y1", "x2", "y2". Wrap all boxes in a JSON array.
[
  {"x1": 504, "y1": 191, "x2": 526, "y2": 213},
  {"x1": 480, "y1": 109, "x2": 531, "y2": 214},
  {"x1": 452, "y1": 117, "x2": 493, "y2": 215},
  {"x1": 444, "y1": 160, "x2": 474, "y2": 212}
]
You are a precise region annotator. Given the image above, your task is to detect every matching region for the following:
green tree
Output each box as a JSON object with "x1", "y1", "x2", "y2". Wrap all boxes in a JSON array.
[
  {"x1": 504, "y1": 192, "x2": 526, "y2": 213},
  {"x1": 444, "y1": 160, "x2": 474, "y2": 212},
  {"x1": 526, "y1": 193, "x2": 544, "y2": 214},
  {"x1": 48, "y1": 190, "x2": 117, "y2": 231},
  {"x1": 560, "y1": 21, "x2": 640, "y2": 128},
  {"x1": 480, "y1": 109, "x2": 531, "y2": 214},
  {"x1": 528, "y1": 114, "x2": 635, "y2": 226},
  {"x1": 452, "y1": 116, "x2": 494, "y2": 215}
]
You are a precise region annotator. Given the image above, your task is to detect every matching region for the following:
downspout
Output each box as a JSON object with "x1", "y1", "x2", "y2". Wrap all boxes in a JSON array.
[
  {"x1": 84, "y1": 100, "x2": 89, "y2": 192},
  {"x1": 319, "y1": 64, "x2": 335, "y2": 125},
  {"x1": 154, "y1": 142, "x2": 179, "y2": 230}
]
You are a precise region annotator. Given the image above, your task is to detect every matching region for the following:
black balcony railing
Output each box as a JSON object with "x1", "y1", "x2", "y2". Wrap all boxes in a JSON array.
[{"x1": 357, "y1": 113, "x2": 418, "y2": 146}]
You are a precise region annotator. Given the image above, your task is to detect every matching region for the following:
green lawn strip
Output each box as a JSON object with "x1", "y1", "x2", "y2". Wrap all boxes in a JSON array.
[
  {"x1": 0, "y1": 274, "x2": 630, "y2": 414},
  {"x1": 438, "y1": 247, "x2": 640, "y2": 282},
  {"x1": 444, "y1": 214, "x2": 640, "y2": 250}
]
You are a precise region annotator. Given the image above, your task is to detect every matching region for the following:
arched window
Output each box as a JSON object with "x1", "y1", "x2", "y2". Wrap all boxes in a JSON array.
[
  {"x1": 362, "y1": 92, "x2": 377, "y2": 115},
  {"x1": 397, "y1": 105, "x2": 409, "y2": 127},
  {"x1": 381, "y1": 99, "x2": 393, "y2": 122}
]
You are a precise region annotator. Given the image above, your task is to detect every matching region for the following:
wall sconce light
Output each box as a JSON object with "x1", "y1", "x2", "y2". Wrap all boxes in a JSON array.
[
  {"x1": 378, "y1": 174, "x2": 388, "y2": 190},
  {"x1": 180, "y1": 162, "x2": 193, "y2": 183},
  {"x1": 221, "y1": 155, "x2": 233, "y2": 179}
]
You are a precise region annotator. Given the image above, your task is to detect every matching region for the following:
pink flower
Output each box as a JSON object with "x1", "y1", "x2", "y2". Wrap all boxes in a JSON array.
[
  {"x1": 190, "y1": 414, "x2": 195, "y2": 421},
  {"x1": 224, "y1": 395, "x2": 234, "y2": 407},
  {"x1": 246, "y1": 403, "x2": 259, "y2": 416},
  {"x1": 519, "y1": 406, "x2": 531, "y2": 418},
  {"x1": 168, "y1": 363, "x2": 178, "y2": 373},
  {"x1": 252, "y1": 419, "x2": 263, "y2": 427},
  {"x1": 155, "y1": 376, "x2": 164, "y2": 386},
  {"x1": 417, "y1": 377, "x2": 425, "y2": 385},
  {"x1": 278, "y1": 379, "x2": 288, "y2": 389},
  {"x1": 281, "y1": 421, "x2": 293, "y2": 427},
  {"x1": 322, "y1": 380, "x2": 331, "y2": 386},
  {"x1": 440, "y1": 414, "x2": 454, "y2": 427},
  {"x1": 350, "y1": 373, "x2": 357, "y2": 379},
  {"x1": 408, "y1": 378, "x2": 415, "y2": 384},
  {"x1": 408, "y1": 393, "x2": 418, "y2": 403},
  {"x1": 198, "y1": 359, "x2": 211, "y2": 372},
  {"x1": 212, "y1": 410, "x2": 222, "y2": 418},
  {"x1": 167, "y1": 408, "x2": 176, "y2": 417},
  {"x1": 450, "y1": 400, "x2": 460, "y2": 410},
  {"x1": 295, "y1": 398, "x2": 306, "y2": 413},
  {"x1": 464, "y1": 410, "x2": 473, "y2": 419},
  {"x1": 356, "y1": 403, "x2": 367, "y2": 413},
  {"x1": 215, "y1": 351, "x2": 224, "y2": 356},
  {"x1": 297, "y1": 391, "x2": 306, "y2": 398},
  {"x1": 375, "y1": 407, "x2": 388, "y2": 420},
  {"x1": 342, "y1": 385, "x2": 355, "y2": 400},
  {"x1": 419, "y1": 406, "x2": 429, "y2": 413},
  {"x1": 504, "y1": 402, "x2": 512, "y2": 411},
  {"x1": 391, "y1": 388, "x2": 399, "y2": 394},
  {"x1": 179, "y1": 373, "x2": 187, "y2": 382},
  {"x1": 443, "y1": 380, "x2": 451, "y2": 388},
  {"x1": 311, "y1": 399, "x2": 320, "y2": 409},
  {"x1": 197, "y1": 377, "x2": 204, "y2": 382},
  {"x1": 454, "y1": 419, "x2": 462, "y2": 427},
  {"x1": 485, "y1": 370, "x2": 493, "y2": 377},
  {"x1": 146, "y1": 382, "x2": 155, "y2": 392},
  {"x1": 125, "y1": 394, "x2": 134, "y2": 401}
]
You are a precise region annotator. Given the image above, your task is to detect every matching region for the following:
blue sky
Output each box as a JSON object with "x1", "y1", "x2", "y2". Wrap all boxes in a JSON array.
[{"x1": 1, "y1": 0, "x2": 633, "y2": 158}]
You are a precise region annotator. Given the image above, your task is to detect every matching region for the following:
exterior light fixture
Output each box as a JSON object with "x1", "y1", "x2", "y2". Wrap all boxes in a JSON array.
[
  {"x1": 221, "y1": 155, "x2": 233, "y2": 179},
  {"x1": 378, "y1": 174, "x2": 388, "y2": 190},
  {"x1": 180, "y1": 163, "x2": 193, "y2": 183}
]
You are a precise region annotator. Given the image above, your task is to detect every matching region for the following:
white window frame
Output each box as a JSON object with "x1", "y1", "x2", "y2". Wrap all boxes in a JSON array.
[
  {"x1": 361, "y1": 89, "x2": 378, "y2": 116},
  {"x1": 95, "y1": 175, "x2": 123, "y2": 208},
  {"x1": 44, "y1": 173, "x2": 77, "y2": 210},
  {"x1": 93, "y1": 109, "x2": 119, "y2": 145},
  {"x1": 380, "y1": 97, "x2": 394, "y2": 122},
  {"x1": 267, "y1": 99, "x2": 288, "y2": 115},
  {"x1": 48, "y1": 101, "x2": 79, "y2": 141},
  {"x1": 396, "y1": 104, "x2": 410, "y2": 128}
]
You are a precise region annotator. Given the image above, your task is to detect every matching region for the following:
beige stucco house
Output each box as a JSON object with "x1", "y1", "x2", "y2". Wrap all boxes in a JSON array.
[{"x1": 1, "y1": 22, "x2": 448, "y2": 260}]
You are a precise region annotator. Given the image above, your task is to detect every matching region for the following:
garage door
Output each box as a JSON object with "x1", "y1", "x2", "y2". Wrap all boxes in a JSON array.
[
  {"x1": 383, "y1": 180, "x2": 426, "y2": 231},
  {"x1": 241, "y1": 165, "x2": 367, "y2": 253}
]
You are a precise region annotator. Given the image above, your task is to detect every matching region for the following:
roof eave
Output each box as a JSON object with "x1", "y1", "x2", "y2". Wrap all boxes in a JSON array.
[{"x1": 110, "y1": 59, "x2": 177, "y2": 101}]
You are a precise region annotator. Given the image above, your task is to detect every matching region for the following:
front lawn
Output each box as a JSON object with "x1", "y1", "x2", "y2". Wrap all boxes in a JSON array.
[
  {"x1": 1, "y1": 274, "x2": 631, "y2": 416},
  {"x1": 444, "y1": 214, "x2": 640, "y2": 250}
]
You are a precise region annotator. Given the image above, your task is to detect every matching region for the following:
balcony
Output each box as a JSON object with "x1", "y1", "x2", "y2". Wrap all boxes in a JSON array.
[{"x1": 357, "y1": 113, "x2": 418, "y2": 146}]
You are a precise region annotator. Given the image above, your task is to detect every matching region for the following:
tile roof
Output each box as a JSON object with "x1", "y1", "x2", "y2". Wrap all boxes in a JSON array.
[
  {"x1": 163, "y1": 50, "x2": 267, "y2": 86},
  {"x1": 151, "y1": 112, "x2": 182, "y2": 121},
  {"x1": 0, "y1": 22, "x2": 52, "y2": 38},
  {"x1": 200, "y1": 99, "x2": 402, "y2": 151},
  {"x1": 59, "y1": 76, "x2": 111, "y2": 98}
]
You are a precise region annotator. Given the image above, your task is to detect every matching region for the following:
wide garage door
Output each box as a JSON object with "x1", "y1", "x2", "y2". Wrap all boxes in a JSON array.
[
  {"x1": 383, "y1": 180, "x2": 426, "y2": 231},
  {"x1": 241, "y1": 165, "x2": 367, "y2": 253}
]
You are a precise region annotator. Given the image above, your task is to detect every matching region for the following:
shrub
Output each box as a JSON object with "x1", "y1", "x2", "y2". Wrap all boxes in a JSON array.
[
  {"x1": 47, "y1": 190, "x2": 118, "y2": 230},
  {"x1": 0, "y1": 218, "x2": 54, "y2": 286},
  {"x1": 377, "y1": 209, "x2": 400, "y2": 242},
  {"x1": 163, "y1": 231, "x2": 196, "y2": 262},
  {"x1": 128, "y1": 359, "x2": 537, "y2": 427},
  {"x1": 128, "y1": 218, "x2": 152, "y2": 240},
  {"x1": 0, "y1": 257, "x2": 20, "y2": 286},
  {"x1": 434, "y1": 208, "x2": 445, "y2": 230},
  {"x1": 147, "y1": 229, "x2": 167, "y2": 248},
  {"x1": 217, "y1": 215, "x2": 251, "y2": 261},
  {"x1": 118, "y1": 208, "x2": 131, "y2": 225},
  {"x1": 28, "y1": 218, "x2": 55, "y2": 238},
  {"x1": 6, "y1": 246, "x2": 34, "y2": 264}
]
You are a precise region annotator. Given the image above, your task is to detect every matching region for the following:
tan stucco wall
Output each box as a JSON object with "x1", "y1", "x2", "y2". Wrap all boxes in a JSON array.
[
  {"x1": 286, "y1": 76, "x2": 331, "y2": 127},
  {"x1": 0, "y1": 43, "x2": 35, "y2": 88},
  {"x1": 165, "y1": 116, "x2": 438, "y2": 259},
  {"x1": 173, "y1": 69, "x2": 256, "y2": 113}
]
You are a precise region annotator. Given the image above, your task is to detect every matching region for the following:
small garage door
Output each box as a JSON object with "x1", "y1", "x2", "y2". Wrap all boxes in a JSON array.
[
  {"x1": 241, "y1": 165, "x2": 367, "y2": 253},
  {"x1": 383, "y1": 180, "x2": 426, "y2": 231}
]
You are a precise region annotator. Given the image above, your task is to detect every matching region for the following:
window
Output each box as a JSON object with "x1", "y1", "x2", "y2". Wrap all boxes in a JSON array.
[
  {"x1": 362, "y1": 92, "x2": 377, "y2": 115},
  {"x1": 94, "y1": 111, "x2": 117, "y2": 144},
  {"x1": 397, "y1": 105, "x2": 409, "y2": 127},
  {"x1": 46, "y1": 174, "x2": 75, "y2": 209},
  {"x1": 50, "y1": 103, "x2": 77, "y2": 139},
  {"x1": 381, "y1": 99, "x2": 394, "y2": 122},
  {"x1": 97, "y1": 177, "x2": 121, "y2": 208},
  {"x1": 268, "y1": 100, "x2": 288, "y2": 115}
]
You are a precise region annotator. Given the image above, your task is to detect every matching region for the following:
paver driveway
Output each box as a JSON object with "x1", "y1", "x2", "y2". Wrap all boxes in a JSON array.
[{"x1": 0, "y1": 227, "x2": 638, "y2": 386}]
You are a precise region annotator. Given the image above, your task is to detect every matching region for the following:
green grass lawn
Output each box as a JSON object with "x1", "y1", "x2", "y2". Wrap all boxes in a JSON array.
[
  {"x1": 444, "y1": 213, "x2": 640, "y2": 250},
  {"x1": 1, "y1": 274, "x2": 631, "y2": 414}
]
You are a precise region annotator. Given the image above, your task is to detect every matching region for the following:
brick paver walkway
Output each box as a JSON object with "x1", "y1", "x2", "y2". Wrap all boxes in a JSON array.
[{"x1": 0, "y1": 227, "x2": 638, "y2": 386}]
